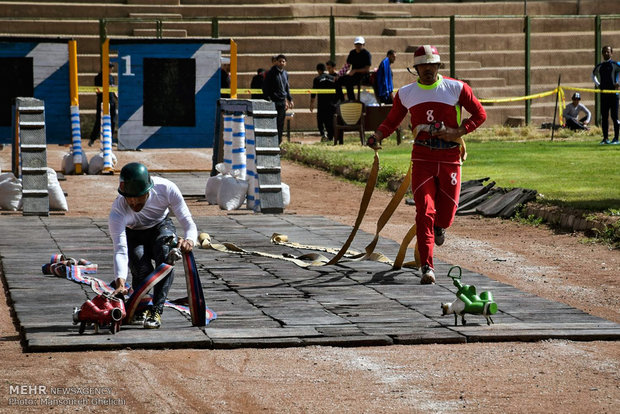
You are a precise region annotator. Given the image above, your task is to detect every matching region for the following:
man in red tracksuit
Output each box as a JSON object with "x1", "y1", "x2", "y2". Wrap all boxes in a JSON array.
[{"x1": 367, "y1": 45, "x2": 486, "y2": 284}]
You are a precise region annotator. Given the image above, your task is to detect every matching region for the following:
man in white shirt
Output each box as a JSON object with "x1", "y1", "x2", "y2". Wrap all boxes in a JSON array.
[
  {"x1": 110, "y1": 162, "x2": 197, "y2": 328},
  {"x1": 562, "y1": 92, "x2": 591, "y2": 131}
]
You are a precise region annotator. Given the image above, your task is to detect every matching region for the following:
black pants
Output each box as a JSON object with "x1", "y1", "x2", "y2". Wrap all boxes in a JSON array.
[
  {"x1": 126, "y1": 217, "x2": 177, "y2": 314},
  {"x1": 317, "y1": 104, "x2": 335, "y2": 140},
  {"x1": 600, "y1": 93, "x2": 619, "y2": 140},
  {"x1": 274, "y1": 100, "x2": 287, "y2": 144},
  {"x1": 565, "y1": 116, "x2": 588, "y2": 131},
  {"x1": 335, "y1": 73, "x2": 365, "y2": 101},
  {"x1": 90, "y1": 94, "x2": 117, "y2": 142}
]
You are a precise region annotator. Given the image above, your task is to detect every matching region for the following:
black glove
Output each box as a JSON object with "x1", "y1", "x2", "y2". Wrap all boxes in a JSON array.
[
  {"x1": 366, "y1": 135, "x2": 382, "y2": 149},
  {"x1": 428, "y1": 121, "x2": 445, "y2": 136}
]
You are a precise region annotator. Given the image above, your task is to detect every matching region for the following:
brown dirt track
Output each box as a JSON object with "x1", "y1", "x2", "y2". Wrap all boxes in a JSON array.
[{"x1": 0, "y1": 143, "x2": 619, "y2": 413}]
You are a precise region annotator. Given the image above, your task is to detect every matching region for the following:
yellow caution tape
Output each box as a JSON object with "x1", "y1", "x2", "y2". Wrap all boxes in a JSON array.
[
  {"x1": 480, "y1": 86, "x2": 620, "y2": 104},
  {"x1": 221, "y1": 88, "x2": 375, "y2": 95},
  {"x1": 479, "y1": 89, "x2": 557, "y2": 104},
  {"x1": 78, "y1": 86, "x2": 118, "y2": 93}
]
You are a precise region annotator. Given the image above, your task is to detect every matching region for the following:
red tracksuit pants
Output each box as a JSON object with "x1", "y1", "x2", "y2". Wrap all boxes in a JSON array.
[{"x1": 411, "y1": 152, "x2": 461, "y2": 269}]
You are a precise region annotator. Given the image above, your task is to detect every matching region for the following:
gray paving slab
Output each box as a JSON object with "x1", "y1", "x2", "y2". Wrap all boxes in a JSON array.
[{"x1": 1, "y1": 214, "x2": 619, "y2": 352}]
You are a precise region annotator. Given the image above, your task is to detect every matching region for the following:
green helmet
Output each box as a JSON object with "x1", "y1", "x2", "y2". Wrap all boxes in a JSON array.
[{"x1": 118, "y1": 162, "x2": 153, "y2": 197}]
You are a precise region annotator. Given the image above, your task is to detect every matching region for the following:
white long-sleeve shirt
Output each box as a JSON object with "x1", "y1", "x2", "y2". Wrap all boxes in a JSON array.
[
  {"x1": 109, "y1": 176, "x2": 197, "y2": 280},
  {"x1": 562, "y1": 102, "x2": 591, "y2": 123}
]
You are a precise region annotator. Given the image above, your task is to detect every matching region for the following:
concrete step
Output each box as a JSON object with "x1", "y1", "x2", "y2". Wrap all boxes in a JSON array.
[
  {"x1": 182, "y1": 0, "x2": 337, "y2": 3},
  {"x1": 457, "y1": 65, "x2": 594, "y2": 87},
  {"x1": 359, "y1": 10, "x2": 413, "y2": 18},
  {"x1": 396, "y1": 31, "x2": 620, "y2": 52},
  {"x1": 292, "y1": 1, "x2": 585, "y2": 19},
  {"x1": 1, "y1": 0, "x2": 125, "y2": 3},
  {"x1": 387, "y1": 16, "x2": 620, "y2": 34},
  {"x1": 455, "y1": 49, "x2": 595, "y2": 68},
  {"x1": 128, "y1": 0, "x2": 180, "y2": 5},
  {"x1": 128, "y1": 13, "x2": 183, "y2": 19},
  {"x1": 382, "y1": 27, "x2": 434, "y2": 36},
  {"x1": 461, "y1": 77, "x2": 507, "y2": 89},
  {"x1": 0, "y1": 3, "x2": 295, "y2": 19},
  {"x1": 132, "y1": 28, "x2": 188, "y2": 37},
  {"x1": 231, "y1": 35, "x2": 438, "y2": 54}
]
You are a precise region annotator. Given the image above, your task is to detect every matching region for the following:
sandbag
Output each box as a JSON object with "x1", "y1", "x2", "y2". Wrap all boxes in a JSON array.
[
  {"x1": 217, "y1": 175, "x2": 249, "y2": 211},
  {"x1": 88, "y1": 151, "x2": 117, "y2": 175},
  {"x1": 205, "y1": 174, "x2": 224, "y2": 205},
  {"x1": 0, "y1": 172, "x2": 22, "y2": 211},
  {"x1": 205, "y1": 163, "x2": 227, "y2": 205},
  {"x1": 281, "y1": 182, "x2": 290, "y2": 208},
  {"x1": 46, "y1": 168, "x2": 68, "y2": 211},
  {"x1": 61, "y1": 152, "x2": 89, "y2": 175}
]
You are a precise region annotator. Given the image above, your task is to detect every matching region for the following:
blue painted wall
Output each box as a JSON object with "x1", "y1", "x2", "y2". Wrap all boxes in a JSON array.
[
  {"x1": 0, "y1": 39, "x2": 70, "y2": 145},
  {"x1": 112, "y1": 39, "x2": 229, "y2": 149}
]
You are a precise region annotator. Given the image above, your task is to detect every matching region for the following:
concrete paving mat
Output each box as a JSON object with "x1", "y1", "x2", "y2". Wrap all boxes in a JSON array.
[{"x1": 1, "y1": 214, "x2": 619, "y2": 352}]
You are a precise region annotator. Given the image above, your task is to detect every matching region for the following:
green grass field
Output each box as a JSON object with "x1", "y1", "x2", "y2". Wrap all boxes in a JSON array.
[{"x1": 283, "y1": 128, "x2": 620, "y2": 213}]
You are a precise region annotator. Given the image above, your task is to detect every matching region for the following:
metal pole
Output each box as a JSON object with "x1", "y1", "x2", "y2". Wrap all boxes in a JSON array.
[
  {"x1": 99, "y1": 19, "x2": 107, "y2": 71},
  {"x1": 330, "y1": 10, "x2": 336, "y2": 63},
  {"x1": 156, "y1": 19, "x2": 162, "y2": 39},
  {"x1": 450, "y1": 15, "x2": 455, "y2": 79},
  {"x1": 230, "y1": 39, "x2": 237, "y2": 99},
  {"x1": 595, "y1": 15, "x2": 601, "y2": 126},
  {"x1": 551, "y1": 75, "x2": 561, "y2": 142},
  {"x1": 68, "y1": 40, "x2": 83, "y2": 174},
  {"x1": 211, "y1": 17, "x2": 219, "y2": 39},
  {"x1": 524, "y1": 15, "x2": 531, "y2": 125}
]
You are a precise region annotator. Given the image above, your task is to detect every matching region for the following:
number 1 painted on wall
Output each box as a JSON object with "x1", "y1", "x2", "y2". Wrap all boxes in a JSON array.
[{"x1": 121, "y1": 55, "x2": 135, "y2": 76}]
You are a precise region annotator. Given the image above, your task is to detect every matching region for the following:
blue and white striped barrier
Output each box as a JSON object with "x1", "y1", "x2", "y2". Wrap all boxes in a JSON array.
[
  {"x1": 102, "y1": 110, "x2": 113, "y2": 172},
  {"x1": 231, "y1": 114, "x2": 247, "y2": 179},
  {"x1": 70, "y1": 105, "x2": 83, "y2": 173},
  {"x1": 222, "y1": 115, "x2": 233, "y2": 172}
]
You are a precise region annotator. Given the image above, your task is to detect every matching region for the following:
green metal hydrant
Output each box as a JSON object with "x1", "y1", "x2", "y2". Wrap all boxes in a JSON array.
[{"x1": 441, "y1": 266, "x2": 498, "y2": 326}]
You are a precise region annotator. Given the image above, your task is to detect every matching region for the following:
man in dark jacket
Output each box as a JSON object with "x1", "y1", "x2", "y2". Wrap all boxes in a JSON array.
[
  {"x1": 263, "y1": 54, "x2": 294, "y2": 143},
  {"x1": 310, "y1": 63, "x2": 337, "y2": 141},
  {"x1": 592, "y1": 45, "x2": 620, "y2": 144}
]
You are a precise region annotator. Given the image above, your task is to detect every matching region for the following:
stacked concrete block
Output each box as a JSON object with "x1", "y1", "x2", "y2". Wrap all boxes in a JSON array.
[
  {"x1": 14, "y1": 97, "x2": 49, "y2": 216},
  {"x1": 217, "y1": 99, "x2": 283, "y2": 214}
]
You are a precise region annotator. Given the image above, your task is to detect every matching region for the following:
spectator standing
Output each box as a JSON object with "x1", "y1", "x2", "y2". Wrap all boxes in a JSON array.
[
  {"x1": 250, "y1": 68, "x2": 266, "y2": 99},
  {"x1": 563, "y1": 92, "x2": 591, "y2": 131},
  {"x1": 334, "y1": 37, "x2": 372, "y2": 102},
  {"x1": 326, "y1": 60, "x2": 338, "y2": 78},
  {"x1": 263, "y1": 54, "x2": 294, "y2": 143},
  {"x1": 310, "y1": 63, "x2": 337, "y2": 142},
  {"x1": 592, "y1": 45, "x2": 620, "y2": 144},
  {"x1": 366, "y1": 45, "x2": 486, "y2": 284},
  {"x1": 375, "y1": 50, "x2": 396, "y2": 104}
]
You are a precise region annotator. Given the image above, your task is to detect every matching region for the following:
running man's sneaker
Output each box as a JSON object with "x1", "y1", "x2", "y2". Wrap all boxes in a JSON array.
[
  {"x1": 610, "y1": 139, "x2": 619, "y2": 145},
  {"x1": 130, "y1": 310, "x2": 147, "y2": 325},
  {"x1": 143, "y1": 310, "x2": 162, "y2": 329},
  {"x1": 600, "y1": 139, "x2": 610, "y2": 145},
  {"x1": 434, "y1": 226, "x2": 446, "y2": 246},
  {"x1": 420, "y1": 265, "x2": 436, "y2": 285}
]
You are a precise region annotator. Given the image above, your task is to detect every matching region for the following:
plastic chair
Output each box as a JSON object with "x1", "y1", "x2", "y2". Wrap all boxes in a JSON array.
[{"x1": 333, "y1": 101, "x2": 365, "y2": 145}]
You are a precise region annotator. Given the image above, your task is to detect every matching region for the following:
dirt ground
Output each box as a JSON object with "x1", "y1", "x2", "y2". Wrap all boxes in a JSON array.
[{"x1": 0, "y1": 142, "x2": 619, "y2": 413}]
